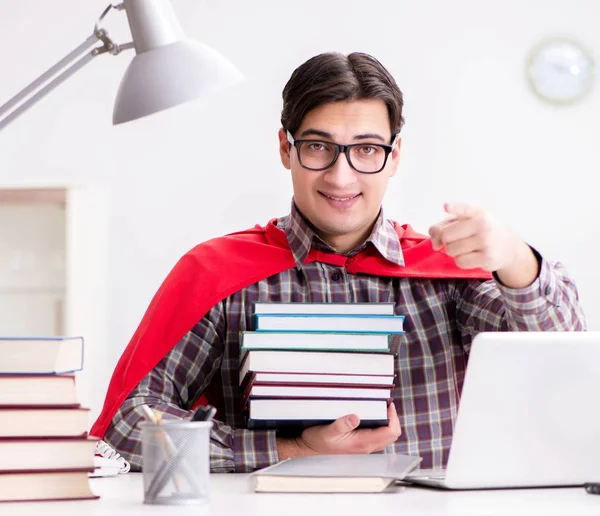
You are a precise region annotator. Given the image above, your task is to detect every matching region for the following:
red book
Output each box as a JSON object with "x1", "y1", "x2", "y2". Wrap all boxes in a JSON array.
[
  {"x1": 243, "y1": 371, "x2": 395, "y2": 389},
  {"x1": 0, "y1": 469, "x2": 98, "y2": 503},
  {"x1": 246, "y1": 384, "x2": 393, "y2": 402},
  {"x1": 0, "y1": 437, "x2": 97, "y2": 473},
  {"x1": 0, "y1": 374, "x2": 78, "y2": 406},
  {"x1": 0, "y1": 407, "x2": 89, "y2": 438}
]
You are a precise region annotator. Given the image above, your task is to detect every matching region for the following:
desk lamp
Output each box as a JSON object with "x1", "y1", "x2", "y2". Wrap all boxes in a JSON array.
[{"x1": 0, "y1": 0, "x2": 244, "y2": 130}]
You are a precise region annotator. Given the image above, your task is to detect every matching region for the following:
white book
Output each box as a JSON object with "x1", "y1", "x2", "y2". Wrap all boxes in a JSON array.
[
  {"x1": 254, "y1": 314, "x2": 404, "y2": 333},
  {"x1": 253, "y1": 302, "x2": 395, "y2": 315},
  {"x1": 248, "y1": 398, "x2": 388, "y2": 422},
  {"x1": 250, "y1": 454, "x2": 422, "y2": 493},
  {"x1": 239, "y1": 350, "x2": 394, "y2": 385},
  {"x1": 240, "y1": 331, "x2": 392, "y2": 351},
  {"x1": 0, "y1": 336, "x2": 84, "y2": 374}
]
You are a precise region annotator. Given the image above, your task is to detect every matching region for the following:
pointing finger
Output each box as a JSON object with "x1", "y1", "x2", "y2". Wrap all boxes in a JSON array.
[{"x1": 444, "y1": 202, "x2": 481, "y2": 219}]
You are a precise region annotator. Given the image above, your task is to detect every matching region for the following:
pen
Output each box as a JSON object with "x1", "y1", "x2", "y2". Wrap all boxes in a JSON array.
[
  {"x1": 190, "y1": 404, "x2": 216, "y2": 422},
  {"x1": 139, "y1": 404, "x2": 160, "y2": 425},
  {"x1": 585, "y1": 483, "x2": 600, "y2": 495}
]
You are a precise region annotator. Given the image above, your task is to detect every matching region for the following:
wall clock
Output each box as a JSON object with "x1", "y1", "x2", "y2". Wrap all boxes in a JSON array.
[{"x1": 527, "y1": 38, "x2": 594, "y2": 105}]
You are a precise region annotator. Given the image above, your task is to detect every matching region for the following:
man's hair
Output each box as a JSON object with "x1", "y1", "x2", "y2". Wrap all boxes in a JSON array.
[{"x1": 281, "y1": 52, "x2": 405, "y2": 139}]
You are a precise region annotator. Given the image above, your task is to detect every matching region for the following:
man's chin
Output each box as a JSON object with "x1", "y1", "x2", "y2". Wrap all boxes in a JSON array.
[{"x1": 313, "y1": 220, "x2": 361, "y2": 239}]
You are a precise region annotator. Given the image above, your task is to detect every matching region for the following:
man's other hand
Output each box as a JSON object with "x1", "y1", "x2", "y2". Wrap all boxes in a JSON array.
[{"x1": 276, "y1": 401, "x2": 401, "y2": 460}]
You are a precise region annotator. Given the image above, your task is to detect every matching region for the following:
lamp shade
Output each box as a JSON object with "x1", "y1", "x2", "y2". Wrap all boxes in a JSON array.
[{"x1": 112, "y1": 0, "x2": 244, "y2": 125}]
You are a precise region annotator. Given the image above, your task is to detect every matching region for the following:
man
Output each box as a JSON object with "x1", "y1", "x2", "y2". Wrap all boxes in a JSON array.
[{"x1": 91, "y1": 52, "x2": 585, "y2": 473}]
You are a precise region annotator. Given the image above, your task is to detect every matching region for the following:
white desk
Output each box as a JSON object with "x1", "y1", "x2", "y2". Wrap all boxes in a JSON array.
[{"x1": 4, "y1": 473, "x2": 600, "y2": 516}]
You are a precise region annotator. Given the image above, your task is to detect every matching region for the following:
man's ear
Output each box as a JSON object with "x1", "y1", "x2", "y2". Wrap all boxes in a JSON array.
[
  {"x1": 278, "y1": 128, "x2": 291, "y2": 170},
  {"x1": 389, "y1": 137, "x2": 402, "y2": 178}
]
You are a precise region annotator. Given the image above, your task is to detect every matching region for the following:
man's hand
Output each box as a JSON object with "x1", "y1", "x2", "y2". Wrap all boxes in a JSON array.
[
  {"x1": 428, "y1": 202, "x2": 539, "y2": 288},
  {"x1": 276, "y1": 402, "x2": 401, "y2": 460}
]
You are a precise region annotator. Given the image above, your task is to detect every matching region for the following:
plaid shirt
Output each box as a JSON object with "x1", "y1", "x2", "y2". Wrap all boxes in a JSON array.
[{"x1": 104, "y1": 202, "x2": 585, "y2": 472}]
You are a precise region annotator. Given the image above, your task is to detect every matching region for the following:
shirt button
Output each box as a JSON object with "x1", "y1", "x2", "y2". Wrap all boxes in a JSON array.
[{"x1": 331, "y1": 272, "x2": 341, "y2": 281}]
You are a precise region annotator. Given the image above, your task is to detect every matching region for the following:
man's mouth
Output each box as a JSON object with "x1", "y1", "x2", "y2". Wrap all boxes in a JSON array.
[{"x1": 320, "y1": 193, "x2": 361, "y2": 201}]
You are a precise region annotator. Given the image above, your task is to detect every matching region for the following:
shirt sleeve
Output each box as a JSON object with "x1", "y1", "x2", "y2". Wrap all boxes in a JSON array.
[
  {"x1": 453, "y1": 254, "x2": 586, "y2": 353},
  {"x1": 102, "y1": 306, "x2": 280, "y2": 473}
]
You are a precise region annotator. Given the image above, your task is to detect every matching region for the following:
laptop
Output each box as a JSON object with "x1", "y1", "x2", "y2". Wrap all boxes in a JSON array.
[{"x1": 404, "y1": 331, "x2": 600, "y2": 489}]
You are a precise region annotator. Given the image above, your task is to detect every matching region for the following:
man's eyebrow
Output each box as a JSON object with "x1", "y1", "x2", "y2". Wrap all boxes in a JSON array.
[
  {"x1": 299, "y1": 129, "x2": 386, "y2": 142},
  {"x1": 353, "y1": 133, "x2": 386, "y2": 143},
  {"x1": 299, "y1": 129, "x2": 333, "y2": 139}
]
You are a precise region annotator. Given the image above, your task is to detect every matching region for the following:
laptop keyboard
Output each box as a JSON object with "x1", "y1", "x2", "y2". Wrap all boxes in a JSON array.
[{"x1": 407, "y1": 469, "x2": 447, "y2": 480}]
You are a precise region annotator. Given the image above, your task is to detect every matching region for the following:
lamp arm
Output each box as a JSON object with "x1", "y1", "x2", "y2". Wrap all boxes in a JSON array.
[{"x1": 0, "y1": 3, "x2": 134, "y2": 132}]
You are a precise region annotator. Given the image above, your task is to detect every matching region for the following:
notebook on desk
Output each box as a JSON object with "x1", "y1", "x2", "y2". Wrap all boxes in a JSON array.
[
  {"x1": 404, "y1": 331, "x2": 600, "y2": 490},
  {"x1": 250, "y1": 453, "x2": 421, "y2": 493}
]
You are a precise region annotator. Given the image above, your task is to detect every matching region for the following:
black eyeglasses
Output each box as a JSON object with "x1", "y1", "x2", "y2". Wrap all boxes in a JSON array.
[{"x1": 287, "y1": 130, "x2": 398, "y2": 174}]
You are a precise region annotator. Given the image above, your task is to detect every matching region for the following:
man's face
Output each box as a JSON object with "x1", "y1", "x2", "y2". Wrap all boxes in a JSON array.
[{"x1": 278, "y1": 99, "x2": 401, "y2": 252}]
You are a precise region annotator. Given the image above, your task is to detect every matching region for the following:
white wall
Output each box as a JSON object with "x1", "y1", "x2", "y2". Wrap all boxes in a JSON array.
[
  {"x1": 1, "y1": 0, "x2": 598, "y2": 417},
  {"x1": 65, "y1": 186, "x2": 109, "y2": 417}
]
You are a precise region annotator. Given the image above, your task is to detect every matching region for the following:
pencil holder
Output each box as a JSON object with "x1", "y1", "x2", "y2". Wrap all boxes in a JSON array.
[{"x1": 140, "y1": 420, "x2": 213, "y2": 505}]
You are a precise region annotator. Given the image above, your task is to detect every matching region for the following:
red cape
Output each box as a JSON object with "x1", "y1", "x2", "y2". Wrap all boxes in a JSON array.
[{"x1": 90, "y1": 220, "x2": 491, "y2": 438}]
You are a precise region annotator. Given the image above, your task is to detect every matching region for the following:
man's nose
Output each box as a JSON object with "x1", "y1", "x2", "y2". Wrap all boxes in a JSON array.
[{"x1": 324, "y1": 152, "x2": 357, "y2": 186}]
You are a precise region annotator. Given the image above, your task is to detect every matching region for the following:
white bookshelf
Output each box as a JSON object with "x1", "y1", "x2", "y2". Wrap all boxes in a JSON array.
[{"x1": 0, "y1": 192, "x2": 66, "y2": 336}]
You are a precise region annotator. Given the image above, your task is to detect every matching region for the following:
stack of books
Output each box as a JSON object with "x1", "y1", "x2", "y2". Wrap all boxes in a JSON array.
[
  {"x1": 240, "y1": 302, "x2": 403, "y2": 432},
  {"x1": 0, "y1": 336, "x2": 98, "y2": 503}
]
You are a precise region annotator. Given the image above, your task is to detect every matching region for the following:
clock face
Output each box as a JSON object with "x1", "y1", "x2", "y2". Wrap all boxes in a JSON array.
[{"x1": 527, "y1": 38, "x2": 594, "y2": 105}]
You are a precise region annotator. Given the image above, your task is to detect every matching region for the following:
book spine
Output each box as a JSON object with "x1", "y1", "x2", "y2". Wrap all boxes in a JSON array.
[{"x1": 247, "y1": 418, "x2": 390, "y2": 432}]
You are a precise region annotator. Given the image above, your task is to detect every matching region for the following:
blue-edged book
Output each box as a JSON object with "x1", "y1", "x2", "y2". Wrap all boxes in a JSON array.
[
  {"x1": 0, "y1": 336, "x2": 84, "y2": 375},
  {"x1": 253, "y1": 313, "x2": 405, "y2": 334},
  {"x1": 240, "y1": 331, "x2": 395, "y2": 352}
]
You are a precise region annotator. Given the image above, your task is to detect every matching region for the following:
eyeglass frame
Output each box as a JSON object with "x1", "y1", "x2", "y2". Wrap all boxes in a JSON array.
[{"x1": 286, "y1": 130, "x2": 399, "y2": 174}]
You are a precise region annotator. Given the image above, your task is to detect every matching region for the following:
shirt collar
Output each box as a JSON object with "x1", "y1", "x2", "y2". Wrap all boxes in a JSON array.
[{"x1": 277, "y1": 200, "x2": 405, "y2": 269}]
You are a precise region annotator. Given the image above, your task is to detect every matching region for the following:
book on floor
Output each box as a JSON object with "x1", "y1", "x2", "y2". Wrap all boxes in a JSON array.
[
  {"x1": 240, "y1": 331, "x2": 394, "y2": 352},
  {"x1": 252, "y1": 302, "x2": 396, "y2": 316},
  {"x1": 0, "y1": 469, "x2": 98, "y2": 502},
  {"x1": 0, "y1": 374, "x2": 79, "y2": 406},
  {"x1": 0, "y1": 336, "x2": 84, "y2": 374},
  {"x1": 0, "y1": 407, "x2": 89, "y2": 438},
  {"x1": 253, "y1": 313, "x2": 405, "y2": 333},
  {"x1": 250, "y1": 453, "x2": 422, "y2": 493}
]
